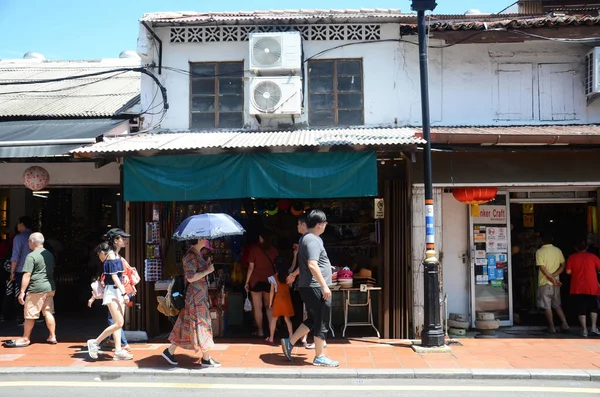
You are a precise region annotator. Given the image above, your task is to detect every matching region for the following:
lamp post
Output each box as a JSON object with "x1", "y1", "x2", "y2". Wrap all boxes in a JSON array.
[{"x1": 411, "y1": 0, "x2": 445, "y2": 347}]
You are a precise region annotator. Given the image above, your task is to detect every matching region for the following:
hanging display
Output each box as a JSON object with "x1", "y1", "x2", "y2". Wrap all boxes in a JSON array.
[
  {"x1": 452, "y1": 187, "x2": 498, "y2": 217},
  {"x1": 22, "y1": 166, "x2": 50, "y2": 190}
]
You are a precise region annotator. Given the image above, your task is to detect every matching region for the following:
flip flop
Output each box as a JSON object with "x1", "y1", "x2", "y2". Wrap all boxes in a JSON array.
[
  {"x1": 4, "y1": 340, "x2": 30, "y2": 348},
  {"x1": 47, "y1": 339, "x2": 58, "y2": 345}
]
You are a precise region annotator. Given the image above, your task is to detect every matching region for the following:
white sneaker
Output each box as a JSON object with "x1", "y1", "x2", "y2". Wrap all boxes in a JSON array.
[
  {"x1": 87, "y1": 339, "x2": 99, "y2": 359},
  {"x1": 113, "y1": 350, "x2": 134, "y2": 361}
]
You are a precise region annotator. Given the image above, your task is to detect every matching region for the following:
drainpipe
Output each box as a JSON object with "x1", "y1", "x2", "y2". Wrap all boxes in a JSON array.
[{"x1": 141, "y1": 21, "x2": 163, "y2": 75}]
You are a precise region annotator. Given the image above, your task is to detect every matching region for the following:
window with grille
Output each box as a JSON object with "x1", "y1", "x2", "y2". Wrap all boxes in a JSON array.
[
  {"x1": 190, "y1": 62, "x2": 244, "y2": 129},
  {"x1": 308, "y1": 59, "x2": 364, "y2": 126}
]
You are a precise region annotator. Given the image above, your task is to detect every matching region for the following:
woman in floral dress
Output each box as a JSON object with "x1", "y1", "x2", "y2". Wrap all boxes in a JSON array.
[{"x1": 161, "y1": 238, "x2": 220, "y2": 367}]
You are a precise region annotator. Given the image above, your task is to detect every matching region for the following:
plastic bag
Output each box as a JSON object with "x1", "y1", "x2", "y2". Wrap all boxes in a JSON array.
[
  {"x1": 244, "y1": 292, "x2": 252, "y2": 312},
  {"x1": 90, "y1": 280, "x2": 104, "y2": 299}
]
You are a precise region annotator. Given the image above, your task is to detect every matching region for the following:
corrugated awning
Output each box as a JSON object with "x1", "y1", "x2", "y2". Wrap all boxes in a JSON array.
[
  {"x1": 71, "y1": 127, "x2": 424, "y2": 156},
  {"x1": 0, "y1": 119, "x2": 129, "y2": 158}
]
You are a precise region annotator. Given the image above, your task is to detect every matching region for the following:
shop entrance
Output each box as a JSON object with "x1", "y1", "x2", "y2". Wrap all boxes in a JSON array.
[{"x1": 509, "y1": 192, "x2": 597, "y2": 326}]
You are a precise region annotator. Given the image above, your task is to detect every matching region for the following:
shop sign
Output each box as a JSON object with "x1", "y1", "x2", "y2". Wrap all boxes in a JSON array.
[
  {"x1": 374, "y1": 198, "x2": 384, "y2": 219},
  {"x1": 473, "y1": 205, "x2": 507, "y2": 224}
]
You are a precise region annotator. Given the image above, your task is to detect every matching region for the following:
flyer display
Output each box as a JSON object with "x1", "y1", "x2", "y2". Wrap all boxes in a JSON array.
[{"x1": 469, "y1": 196, "x2": 512, "y2": 326}]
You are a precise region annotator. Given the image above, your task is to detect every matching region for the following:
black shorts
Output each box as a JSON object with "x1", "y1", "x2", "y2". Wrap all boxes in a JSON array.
[
  {"x1": 298, "y1": 287, "x2": 331, "y2": 341},
  {"x1": 250, "y1": 281, "x2": 270, "y2": 293},
  {"x1": 571, "y1": 294, "x2": 598, "y2": 316}
]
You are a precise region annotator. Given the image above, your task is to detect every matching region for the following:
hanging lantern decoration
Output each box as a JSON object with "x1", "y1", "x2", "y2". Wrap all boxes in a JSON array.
[
  {"x1": 452, "y1": 187, "x2": 498, "y2": 217},
  {"x1": 22, "y1": 166, "x2": 50, "y2": 191},
  {"x1": 278, "y1": 199, "x2": 291, "y2": 211}
]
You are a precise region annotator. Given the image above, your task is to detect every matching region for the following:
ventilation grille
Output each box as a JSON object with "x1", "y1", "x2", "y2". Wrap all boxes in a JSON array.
[{"x1": 170, "y1": 24, "x2": 381, "y2": 43}]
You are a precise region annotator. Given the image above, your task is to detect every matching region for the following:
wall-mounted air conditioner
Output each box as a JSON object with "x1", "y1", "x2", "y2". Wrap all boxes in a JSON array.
[
  {"x1": 249, "y1": 76, "x2": 302, "y2": 117},
  {"x1": 585, "y1": 47, "x2": 600, "y2": 96},
  {"x1": 249, "y1": 32, "x2": 302, "y2": 76}
]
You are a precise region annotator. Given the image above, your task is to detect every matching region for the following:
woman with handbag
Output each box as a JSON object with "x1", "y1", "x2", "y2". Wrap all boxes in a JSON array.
[
  {"x1": 244, "y1": 230, "x2": 278, "y2": 338},
  {"x1": 86, "y1": 241, "x2": 133, "y2": 361},
  {"x1": 161, "y1": 238, "x2": 220, "y2": 367}
]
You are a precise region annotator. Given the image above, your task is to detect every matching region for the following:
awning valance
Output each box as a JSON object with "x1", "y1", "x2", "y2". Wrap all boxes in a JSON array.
[
  {"x1": 0, "y1": 119, "x2": 129, "y2": 158},
  {"x1": 124, "y1": 152, "x2": 377, "y2": 201}
]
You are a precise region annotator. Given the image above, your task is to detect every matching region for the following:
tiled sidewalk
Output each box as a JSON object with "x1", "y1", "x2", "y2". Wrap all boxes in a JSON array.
[{"x1": 1, "y1": 337, "x2": 600, "y2": 370}]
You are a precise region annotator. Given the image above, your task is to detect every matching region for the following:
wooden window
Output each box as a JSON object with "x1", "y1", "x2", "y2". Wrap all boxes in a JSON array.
[
  {"x1": 308, "y1": 59, "x2": 364, "y2": 126},
  {"x1": 493, "y1": 63, "x2": 533, "y2": 121},
  {"x1": 190, "y1": 62, "x2": 244, "y2": 129}
]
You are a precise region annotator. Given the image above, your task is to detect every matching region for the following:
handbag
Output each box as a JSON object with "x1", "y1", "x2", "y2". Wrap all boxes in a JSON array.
[{"x1": 90, "y1": 279, "x2": 104, "y2": 299}]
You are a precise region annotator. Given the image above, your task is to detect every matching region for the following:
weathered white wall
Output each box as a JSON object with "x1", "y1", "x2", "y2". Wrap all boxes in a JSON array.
[
  {"x1": 441, "y1": 192, "x2": 470, "y2": 319},
  {"x1": 0, "y1": 162, "x2": 120, "y2": 187},
  {"x1": 138, "y1": 22, "x2": 600, "y2": 130}
]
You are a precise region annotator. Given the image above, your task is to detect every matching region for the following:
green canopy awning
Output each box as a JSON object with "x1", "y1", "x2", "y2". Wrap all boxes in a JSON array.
[{"x1": 124, "y1": 152, "x2": 377, "y2": 201}]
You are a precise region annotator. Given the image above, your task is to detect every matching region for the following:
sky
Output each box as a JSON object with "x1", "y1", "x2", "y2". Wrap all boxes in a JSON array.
[{"x1": 0, "y1": 0, "x2": 516, "y2": 60}]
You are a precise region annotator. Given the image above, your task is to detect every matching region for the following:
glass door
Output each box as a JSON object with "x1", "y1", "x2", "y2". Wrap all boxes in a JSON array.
[{"x1": 469, "y1": 191, "x2": 513, "y2": 327}]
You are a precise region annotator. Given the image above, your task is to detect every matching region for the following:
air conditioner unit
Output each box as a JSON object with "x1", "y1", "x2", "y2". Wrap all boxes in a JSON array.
[
  {"x1": 249, "y1": 76, "x2": 302, "y2": 117},
  {"x1": 585, "y1": 47, "x2": 600, "y2": 96},
  {"x1": 249, "y1": 32, "x2": 302, "y2": 75}
]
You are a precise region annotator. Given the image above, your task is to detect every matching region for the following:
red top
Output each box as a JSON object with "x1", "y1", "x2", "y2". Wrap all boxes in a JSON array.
[
  {"x1": 566, "y1": 252, "x2": 600, "y2": 295},
  {"x1": 247, "y1": 244, "x2": 278, "y2": 287}
]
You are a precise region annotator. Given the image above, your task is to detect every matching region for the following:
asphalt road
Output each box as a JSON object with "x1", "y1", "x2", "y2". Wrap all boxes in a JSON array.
[{"x1": 1, "y1": 375, "x2": 600, "y2": 397}]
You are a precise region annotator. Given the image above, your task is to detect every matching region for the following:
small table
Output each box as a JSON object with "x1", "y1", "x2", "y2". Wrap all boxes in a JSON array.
[{"x1": 339, "y1": 286, "x2": 381, "y2": 338}]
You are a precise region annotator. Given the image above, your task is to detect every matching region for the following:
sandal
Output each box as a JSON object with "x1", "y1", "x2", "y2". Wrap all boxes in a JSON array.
[
  {"x1": 46, "y1": 338, "x2": 58, "y2": 345},
  {"x1": 264, "y1": 337, "x2": 275, "y2": 345},
  {"x1": 4, "y1": 339, "x2": 30, "y2": 348}
]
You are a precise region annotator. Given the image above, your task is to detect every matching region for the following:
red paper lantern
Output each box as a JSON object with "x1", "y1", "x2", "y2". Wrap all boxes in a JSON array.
[
  {"x1": 452, "y1": 187, "x2": 498, "y2": 217},
  {"x1": 278, "y1": 199, "x2": 291, "y2": 211},
  {"x1": 22, "y1": 166, "x2": 50, "y2": 190}
]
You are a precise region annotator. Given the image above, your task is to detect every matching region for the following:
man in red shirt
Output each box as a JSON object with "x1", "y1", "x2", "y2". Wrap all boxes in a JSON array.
[{"x1": 566, "y1": 240, "x2": 600, "y2": 337}]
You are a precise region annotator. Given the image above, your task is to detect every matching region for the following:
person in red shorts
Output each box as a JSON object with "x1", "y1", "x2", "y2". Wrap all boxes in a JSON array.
[{"x1": 566, "y1": 240, "x2": 600, "y2": 337}]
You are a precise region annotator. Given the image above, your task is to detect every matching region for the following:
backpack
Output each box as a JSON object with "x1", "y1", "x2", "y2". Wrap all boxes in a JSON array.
[{"x1": 168, "y1": 275, "x2": 187, "y2": 311}]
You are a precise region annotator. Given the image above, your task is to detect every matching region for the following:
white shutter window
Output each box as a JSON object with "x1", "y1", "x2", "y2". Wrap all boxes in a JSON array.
[
  {"x1": 493, "y1": 63, "x2": 534, "y2": 121},
  {"x1": 539, "y1": 63, "x2": 577, "y2": 121}
]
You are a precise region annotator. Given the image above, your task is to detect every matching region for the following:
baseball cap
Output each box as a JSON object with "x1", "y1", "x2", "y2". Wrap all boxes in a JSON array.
[{"x1": 107, "y1": 228, "x2": 131, "y2": 238}]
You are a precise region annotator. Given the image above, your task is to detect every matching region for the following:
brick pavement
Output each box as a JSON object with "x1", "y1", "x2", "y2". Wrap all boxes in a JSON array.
[{"x1": 1, "y1": 337, "x2": 600, "y2": 370}]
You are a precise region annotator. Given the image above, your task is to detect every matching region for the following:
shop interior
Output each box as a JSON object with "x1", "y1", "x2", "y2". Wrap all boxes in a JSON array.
[
  {"x1": 509, "y1": 194, "x2": 598, "y2": 326},
  {"x1": 0, "y1": 187, "x2": 122, "y2": 324},
  {"x1": 150, "y1": 198, "x2": 382, "y2": 339}
]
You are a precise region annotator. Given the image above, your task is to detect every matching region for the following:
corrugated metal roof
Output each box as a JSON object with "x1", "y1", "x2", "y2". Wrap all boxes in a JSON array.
[
  {"x1": 0, "y1": 61, "x2": 140, "y2": 118},
  {"x1": 429, "y1": 125, "x2": 600, "y2": 136},
  {"x1": 142, "y1": 9, "x2": 414, "y2": 24},
  {"x1": 72, "y1": 127, "x2": 423, "y2": 154}
]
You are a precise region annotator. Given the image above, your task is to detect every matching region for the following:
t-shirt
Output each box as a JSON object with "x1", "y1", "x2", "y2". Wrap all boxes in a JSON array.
[
  {"x1": 247, "y1": 244, "x2": 278, "y2": 287},
  {"x1": 566, "y1": 252, "x2": 600, "y2": 295},
  {"x1": 297, "y1": 232, "x2": 332, "y2": 288},
  {"x1": 22, "y1": 248, "x2": 55, "y2": 293},
  {"x1": 11, "y1": 229, "x2": 32, "y2": 273},
  {"x1": 536, "y1": 244, "x2": 565, "y2": 287}
]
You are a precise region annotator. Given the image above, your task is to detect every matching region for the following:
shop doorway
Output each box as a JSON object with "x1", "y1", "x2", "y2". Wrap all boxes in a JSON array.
[{"x1": 510, "y1": 199, "x2": 595, "y2": 326}]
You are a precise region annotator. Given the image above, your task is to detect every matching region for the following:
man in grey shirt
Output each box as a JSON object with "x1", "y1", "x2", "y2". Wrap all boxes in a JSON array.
[{"x1": 281, "y1": 209, "x2": 338, "y2": 367}]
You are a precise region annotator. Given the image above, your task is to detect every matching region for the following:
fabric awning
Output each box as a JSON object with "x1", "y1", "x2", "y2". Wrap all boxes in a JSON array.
[
  {"x1": 0, "y1": 119, "x2": 129, "y2": 158},
  {"x1": 124, "y1": 152, "x2": 377, "y2": 201}
]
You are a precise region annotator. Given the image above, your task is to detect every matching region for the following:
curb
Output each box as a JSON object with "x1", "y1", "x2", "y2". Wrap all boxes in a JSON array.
[{"x1": 1, "y1": 367, "x2": 599, "y2": 381}]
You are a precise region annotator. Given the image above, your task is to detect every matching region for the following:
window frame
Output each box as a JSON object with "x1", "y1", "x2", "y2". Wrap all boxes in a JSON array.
[
  {"x1": 189, "y1": 61, "x2": 245, "y2": 129},
  {"x1": 307, "y1": 58, "x2": 365, "y2": 127}
]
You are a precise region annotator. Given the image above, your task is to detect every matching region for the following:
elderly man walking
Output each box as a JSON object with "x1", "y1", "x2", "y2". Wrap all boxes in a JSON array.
[{"x1": 3, "y1": 232, "x2": 57, "y2": 347}]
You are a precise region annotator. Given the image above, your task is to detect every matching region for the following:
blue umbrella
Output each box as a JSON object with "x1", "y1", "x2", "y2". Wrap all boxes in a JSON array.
[{"x1": 172, "y1": 213, "x2": 246, "y2": 241}]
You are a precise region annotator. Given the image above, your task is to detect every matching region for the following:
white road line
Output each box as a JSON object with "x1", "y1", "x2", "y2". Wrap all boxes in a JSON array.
[{"x1": 0, "y1": 381, "x2": 599, "y2": 393}]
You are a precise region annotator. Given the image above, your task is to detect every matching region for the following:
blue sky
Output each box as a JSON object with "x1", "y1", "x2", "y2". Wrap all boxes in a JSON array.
[{"x1": 0, "y1": 0, "x2": 515, "y2": 60}]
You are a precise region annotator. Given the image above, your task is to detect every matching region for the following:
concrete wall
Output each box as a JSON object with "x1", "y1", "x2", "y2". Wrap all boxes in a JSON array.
[{"x1": 138, "y1": 22, "x2": 600, "y2": 130}]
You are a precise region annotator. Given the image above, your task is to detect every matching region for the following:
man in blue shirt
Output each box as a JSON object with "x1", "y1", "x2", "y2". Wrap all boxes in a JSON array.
[{"x1": 9, "y1": 216, "x2": 33, "y2": 325}]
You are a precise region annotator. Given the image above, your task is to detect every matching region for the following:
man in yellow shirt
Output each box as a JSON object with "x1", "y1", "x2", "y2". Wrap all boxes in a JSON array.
[{"x1": 536, "y1": 232, "x2": 569, "y2": 333}]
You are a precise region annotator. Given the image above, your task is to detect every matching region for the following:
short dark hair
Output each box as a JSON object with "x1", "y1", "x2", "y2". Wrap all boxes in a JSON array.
[
  {"x1": 95, "y1": 242, "x2": 111, "y2": 254},
  {"x1": 575, "y1": 239, "x2": 588, "y2": 252},
  {"x1": 540, "y1": 231, "x2": 554, "y2": 245},
  {"x1": 297, "y1": 214, "x2": 307, "y2": 224},
  {"x1": 19, "y1": 216, "x2": 33, "y2": 230},
  {"x1": 306, "y1": 209, "x2": 327, "y2": 228}
]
